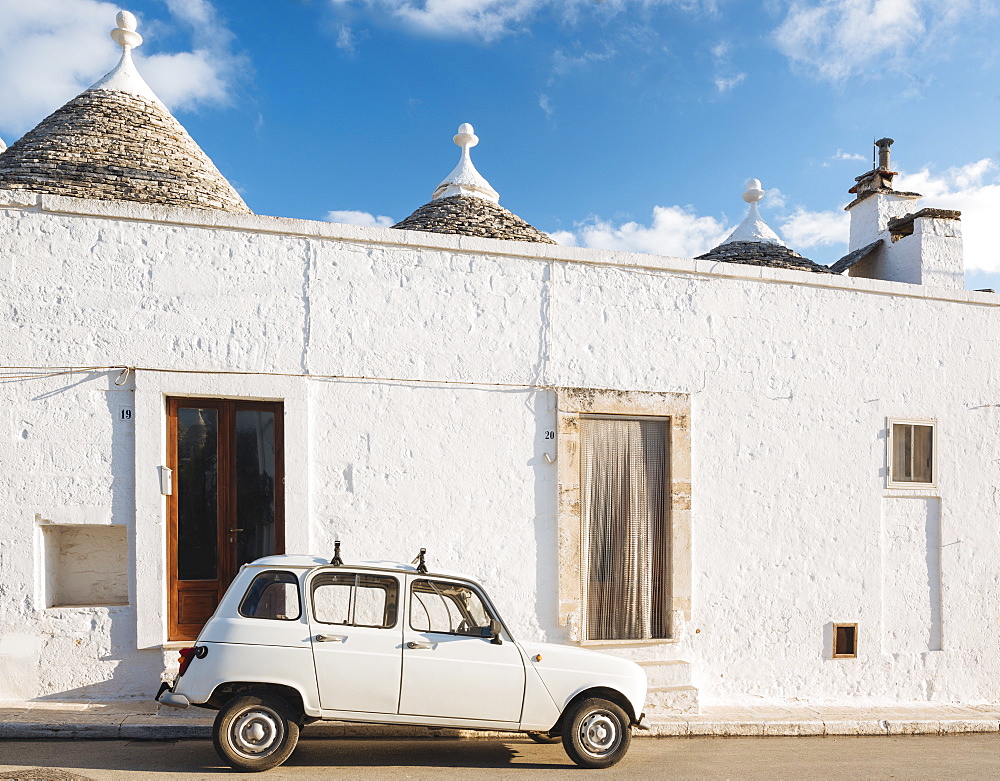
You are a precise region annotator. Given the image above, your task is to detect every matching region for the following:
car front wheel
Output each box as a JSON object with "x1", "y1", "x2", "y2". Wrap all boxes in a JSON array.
[
  {"x1": 561, "y1": 697, "x2": 632, "y2": 769},
  {"x1": 212, "y1": 694, "x2": 300, "y2": 772}
]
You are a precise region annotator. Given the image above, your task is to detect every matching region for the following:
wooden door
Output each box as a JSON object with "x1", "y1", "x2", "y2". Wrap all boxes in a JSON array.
[{"x1": 167, "y1": 398, "x2": 284, "y2": 641}]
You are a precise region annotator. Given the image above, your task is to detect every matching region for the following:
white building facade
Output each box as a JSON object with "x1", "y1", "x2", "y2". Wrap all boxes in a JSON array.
[{"x1": 0, "y1": 15, "x2": 997, "y2": 713}]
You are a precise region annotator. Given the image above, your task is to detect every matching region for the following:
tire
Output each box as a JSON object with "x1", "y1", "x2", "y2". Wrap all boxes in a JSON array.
[
  {"x1": 212, "y1": 694, "x2": 300, "y2": 772},
  {"x1": 526, "y1": 730, "x2": 561, "y2": 744},
  {"x1": 560, "y1": 697, "x2": 632, "y2": 769}
]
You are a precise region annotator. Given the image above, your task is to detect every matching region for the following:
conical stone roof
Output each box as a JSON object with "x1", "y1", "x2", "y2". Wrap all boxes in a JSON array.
[
  {"x1": 392, "y1": 124, "x2": 553, "y2": 244},
  {"x1": 696, "y1": 179, "x2": 832, "y2": 274},
  {"x1": 394, "y1": 195, "x2": 555, "y2": 243},
  {"x1": 0, "y1": 12, "x2": 249, "y2": 214}
]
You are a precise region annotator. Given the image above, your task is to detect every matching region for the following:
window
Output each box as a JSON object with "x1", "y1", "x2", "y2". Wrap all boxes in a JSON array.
[
  {"x1": 311, "y1": 573, "x2": 398, "y2": 629},
  {"x1": 239, "y1": 571, "x2": 300, "y2": 620},
  {"x1": 409, "y1": 579, "x2": 493, "y2": 637},
  {"x1": 580, "y1": 416, "x2": 671, "y2": 641},
  {"x1": 888, "y1": 419, "x2": 936, "y2": 487},
  {"x1": 832, "y1": 623, "x2": 858, "y2": 659}
]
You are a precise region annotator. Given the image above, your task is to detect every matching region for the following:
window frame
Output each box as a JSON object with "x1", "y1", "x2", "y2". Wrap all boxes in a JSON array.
[
  {"x1": 408, "y1": 578, "x2": 496, "y2": 638},
  {"x1": 238, "y1": 570, "x2": 302, "y2": 622},
  {"x1": 309, "y1": 571, "x2": 400, "y2": 630},
  {"x1": 887, "y1": 417, "x2": 938, "y2": 489}
]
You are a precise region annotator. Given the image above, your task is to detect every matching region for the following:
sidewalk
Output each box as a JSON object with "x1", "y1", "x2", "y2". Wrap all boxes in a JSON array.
[{"x1": 1, "y1": 701, "x2": 998, "y2": 741}]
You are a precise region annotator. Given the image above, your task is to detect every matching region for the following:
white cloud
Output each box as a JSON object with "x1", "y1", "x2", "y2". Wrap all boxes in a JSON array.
[
  {"x1": 833, "y1": 149, "x2": 866, "y2": 161},
  {"x1": 326, "y1": 209, "x2": 396, "y2": 228},
  {"x1": 764, "y1": 186, "x2": 787, "y2": 211},
  {"x1": 538, "y1": 93, "x2": 554, "y2": 117},
  {"x1": 550, "y1": 44, "x2": 617, "y2": 80},
  {"x1": 710, "y1": 38, "x2": 745, "y2": 93},
  {"x1": 328, "y1": 0, "x2": 716, "y2": 42},
  {"x1": 714, "y1": 73, "x2": 746, "y2": 92},
  {"x1": 779, "y1": 207, "x2": 849, "y2": 249},
  {"x1": 772, "y1": 0, "x2": 969, "y2": 82},
  {"x1": 551, "y1": 205, "x2": 729, "y2": 258},
  {"x1": 329, "y1": 0, "x2": 543, "y2": 41},
  {"x1": 0, "y1": 0, "x2": 243, "y2": 137},
  {"x1": 336, "y1": 24, "x2": 357, "y2": 53}
]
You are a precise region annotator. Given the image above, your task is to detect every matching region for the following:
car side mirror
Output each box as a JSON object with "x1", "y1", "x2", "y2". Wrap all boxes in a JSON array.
[{"x1": 488, "y1": 618, "x2": 503, "y2": 645}]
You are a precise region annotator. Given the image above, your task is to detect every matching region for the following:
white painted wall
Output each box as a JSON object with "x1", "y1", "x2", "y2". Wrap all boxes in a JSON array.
[{"x1": 0, "y1": 190, "x2": 998, "y2": 708}]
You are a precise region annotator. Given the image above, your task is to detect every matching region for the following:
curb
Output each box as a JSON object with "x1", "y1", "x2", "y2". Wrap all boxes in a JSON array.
[{"x1": 1, "y1": 718, "x2": 998, "y2": 741}]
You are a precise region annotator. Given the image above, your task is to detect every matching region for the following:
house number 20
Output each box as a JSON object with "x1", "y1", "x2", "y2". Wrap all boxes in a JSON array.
[{"x1": 544, "y1": 430, "x2": 555, "y2": 440}]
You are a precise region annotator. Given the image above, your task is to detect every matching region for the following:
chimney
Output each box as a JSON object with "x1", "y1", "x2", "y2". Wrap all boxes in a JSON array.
[
  {"x1": 843, "y1": 138, "x2": 964, "y2": 288},
  {"x1": 845, "y1": 137, "x2": 920, "y2": 251}
]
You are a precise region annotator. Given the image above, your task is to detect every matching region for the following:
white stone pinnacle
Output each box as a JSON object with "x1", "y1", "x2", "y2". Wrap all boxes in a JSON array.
[
  {"x1": 721, "y1": 178, "x2": 784, "y2": 246},
  {"x1": 0, "y1": 137, "x2": 6, "y2": 154},
  {"x1": 432, "y1": 123, "x2": 501, "y2": 204},
  {"x1": 88, "y1": 10, "x2": 164, "y2": 106}
]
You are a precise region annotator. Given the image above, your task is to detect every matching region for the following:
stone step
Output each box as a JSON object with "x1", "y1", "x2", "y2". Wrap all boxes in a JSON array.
[
  {"x1": 636, "y1": 660, "x2": 692, "y2": 689},
  {"x1": 645, "y1": 685, "x2": 699, "y2": 716}
]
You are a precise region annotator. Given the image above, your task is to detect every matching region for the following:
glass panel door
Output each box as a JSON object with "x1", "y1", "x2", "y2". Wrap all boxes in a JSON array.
[
  {"x1": 177, "y1": 407, "x2": 219, "y2": 581},
  {"x1": 235, "y1": 409, "x2": 278, "y2": 567},
  {"x1": 168, "y1": 398, "x2": 284, "y2": 641}
]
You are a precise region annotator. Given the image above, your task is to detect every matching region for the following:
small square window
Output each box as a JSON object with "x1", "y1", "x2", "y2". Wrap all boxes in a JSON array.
[
  {"x1": 887, "y1": 419, "x2": 936, "y2": 488},
  {"x1": 832, "y1": 623, "x2": 858, "y2": 658}
]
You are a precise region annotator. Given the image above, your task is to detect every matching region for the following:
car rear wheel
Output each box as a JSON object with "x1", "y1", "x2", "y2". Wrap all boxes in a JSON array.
[
  {"x1": 213, "y1": 694, "x2": 299, "y2": 772},
  {"x1": 561, "y1": 697, "x2": 632, "y2": 769}
]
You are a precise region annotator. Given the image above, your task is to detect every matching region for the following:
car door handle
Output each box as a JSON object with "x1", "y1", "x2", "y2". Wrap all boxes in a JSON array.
[
  {"x1": 316, "y1": 634, "x2": 347, "y2": 642},
  {"x1": 406, "y1": 641, "x2": 433, "y2": 650}
]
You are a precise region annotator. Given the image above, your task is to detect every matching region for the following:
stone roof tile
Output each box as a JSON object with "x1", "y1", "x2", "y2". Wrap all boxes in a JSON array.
[
  {"x1": 392, "y1": 195, "x2": 555, "y2": 244},
  {"x1": 696, "y1": 241, "x2": 834, "y2": 274}
]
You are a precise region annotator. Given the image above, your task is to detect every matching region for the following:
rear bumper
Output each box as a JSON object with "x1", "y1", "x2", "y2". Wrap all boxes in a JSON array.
[{"x1": 155, "y1": 681, "x2": 190, "y2": 709}]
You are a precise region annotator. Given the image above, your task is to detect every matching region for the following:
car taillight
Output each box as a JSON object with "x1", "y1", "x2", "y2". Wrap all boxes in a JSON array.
[{"x1": 177, "y1": 647, "x2": 197, "y2": 677}]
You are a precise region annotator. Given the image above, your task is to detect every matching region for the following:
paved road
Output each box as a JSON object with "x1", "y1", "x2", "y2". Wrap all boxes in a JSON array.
[{"x1": 0, "y1": 734, "x2": 997, "y2": 780}]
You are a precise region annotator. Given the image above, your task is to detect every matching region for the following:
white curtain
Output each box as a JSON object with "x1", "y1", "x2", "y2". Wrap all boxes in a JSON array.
[{"x1": 581, "y1": 417, "x2": 670, "y2": 640}]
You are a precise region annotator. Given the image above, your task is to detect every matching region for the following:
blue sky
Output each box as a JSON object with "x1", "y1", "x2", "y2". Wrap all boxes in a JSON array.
[{"x1": 3, "y1": 0, "x2": 1000, "y2": 289}]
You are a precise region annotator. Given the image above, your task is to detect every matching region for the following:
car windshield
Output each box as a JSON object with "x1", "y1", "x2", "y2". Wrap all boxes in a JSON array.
[{"x1": 410, "y1": 579, "x2": 492, "y2": 636}]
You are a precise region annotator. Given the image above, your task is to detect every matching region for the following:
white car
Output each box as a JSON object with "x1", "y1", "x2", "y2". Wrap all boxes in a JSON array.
[{"x1": 157, "y1": 551, "x2": 649, "y2": 771}]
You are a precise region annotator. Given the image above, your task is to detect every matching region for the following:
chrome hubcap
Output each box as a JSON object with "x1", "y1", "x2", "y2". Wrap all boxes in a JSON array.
[
  {"x1": 230, "y1": 707, "x2": 283, "y2": 758},
  {"x1": 578, "y1": 710, "x2": 621, "y2": 757}
]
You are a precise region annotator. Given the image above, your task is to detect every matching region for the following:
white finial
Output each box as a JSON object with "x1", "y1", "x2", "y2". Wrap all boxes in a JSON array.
[
  {"x1": 111, "y1": 10, "x2": 143, "y2": 50},
  {"x1": 89, "y1": 9, "x2": 163, "y2": 105},
  {"x1": 721, "y1": 178, "x2": 785, "y2": 246},
  {"x1": 742, "y1": 178, "x2": 765, "y2": 204},
  {"x1": 0, "y1": 137, "x2": 6, "y2": 154},
  {"x1": 432, "y1": 122, "x2": 500, "y2": 204},
  {"x1": 454, "y1": 123, "x2": 479, "y2": 150}
]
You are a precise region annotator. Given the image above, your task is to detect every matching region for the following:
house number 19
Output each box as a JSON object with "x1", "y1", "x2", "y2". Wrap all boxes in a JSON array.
[{"x1": 121, "y1": 409, "x2": 133, "y2": 420}]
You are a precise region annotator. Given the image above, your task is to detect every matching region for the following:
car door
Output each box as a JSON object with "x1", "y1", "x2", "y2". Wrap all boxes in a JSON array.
[
  {"x1": 399, "y1": 575, "x2": 525, "y2": 723},
  {"x1": 307, "y1": 569, "x2": 403, "y2": 714}
]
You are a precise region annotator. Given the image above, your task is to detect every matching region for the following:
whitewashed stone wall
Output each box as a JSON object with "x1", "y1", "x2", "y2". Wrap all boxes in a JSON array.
[{"x1": 0, "y1": 190, "x2": 998, "y2": 707}]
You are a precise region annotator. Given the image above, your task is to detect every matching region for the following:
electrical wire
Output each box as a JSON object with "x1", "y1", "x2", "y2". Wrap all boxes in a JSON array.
[{"x1": 0, "y1": 364, "x2": 557, "y2": 392}]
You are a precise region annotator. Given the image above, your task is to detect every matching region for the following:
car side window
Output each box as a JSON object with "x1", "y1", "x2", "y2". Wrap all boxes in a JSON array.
[
  {"x1": 239, "y1": 571, "x2": 301, "y2": 621},
  {"x1": 409, "y1": 579, "x2": 492, "y2": 637},
  {"x1": 312, "y1": 572, "x2": 398, "y2": 628}
]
